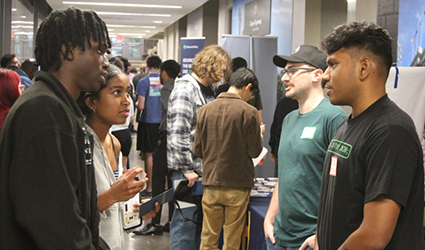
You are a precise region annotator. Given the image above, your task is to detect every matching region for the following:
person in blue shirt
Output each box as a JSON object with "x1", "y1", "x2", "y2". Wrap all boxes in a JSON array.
[
  {"x1": 9, "y1": 59, "x2": 38, "y2": 90},
  {"x1": 136, "y1": 55, "x2": 162, "y2": 198}
]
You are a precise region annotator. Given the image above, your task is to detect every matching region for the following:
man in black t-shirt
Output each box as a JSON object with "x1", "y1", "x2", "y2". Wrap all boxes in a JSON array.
[{"x1": 313, "y1": 21, "x2": 424, "y2": 250}]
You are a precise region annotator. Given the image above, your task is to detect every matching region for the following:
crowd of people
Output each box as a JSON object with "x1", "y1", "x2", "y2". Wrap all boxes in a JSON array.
[{"x1": 0, "y1": 6, "x2": 424, "y2": 250}]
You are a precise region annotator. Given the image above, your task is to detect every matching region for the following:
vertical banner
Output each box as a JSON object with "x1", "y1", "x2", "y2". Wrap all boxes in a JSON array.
[
  {"x1": 180, "y1": 37, "x2": 205, "y2": 76},
  {"x1": 397, "y1": 0, "x2": 425, "y2": 66}
]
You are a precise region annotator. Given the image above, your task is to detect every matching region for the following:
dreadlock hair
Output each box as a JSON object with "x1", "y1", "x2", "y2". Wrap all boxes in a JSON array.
[{"x1": 35, "y1": 7, "x2": 111, "y2": 72}]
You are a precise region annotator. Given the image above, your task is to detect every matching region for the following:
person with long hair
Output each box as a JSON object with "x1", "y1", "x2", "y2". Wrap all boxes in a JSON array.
[
  {"x1": 78, "y1": 64, "x2": 158, "y2": 249},
  {"x1": 0, "y1": 68, "x2": 22, "y2": 130},
  {"x1": 110, "y1": 56, "x2": 135, "y2": 175}
]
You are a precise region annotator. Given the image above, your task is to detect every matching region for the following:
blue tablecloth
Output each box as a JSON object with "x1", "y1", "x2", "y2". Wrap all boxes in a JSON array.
[{"x1": 246, "y1": 196, "x2": 271, "y2": 250}]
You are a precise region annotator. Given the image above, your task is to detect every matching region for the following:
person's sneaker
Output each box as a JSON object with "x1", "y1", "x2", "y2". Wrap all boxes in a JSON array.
[
  {"x1": 139, "y1": 190, "x2": 152, "y2": 198},
  {"x1": 162, "y1": 222, "x2": 170, "y2": 233},
  {"x1": 133, "y1": 223, "x2": 163, "y2": 236}
]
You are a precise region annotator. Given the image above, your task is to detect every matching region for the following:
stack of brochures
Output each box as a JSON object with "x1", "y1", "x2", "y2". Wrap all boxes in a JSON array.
[{"x1": 250, "y1": 178, "x2": 277, "y2": 197}]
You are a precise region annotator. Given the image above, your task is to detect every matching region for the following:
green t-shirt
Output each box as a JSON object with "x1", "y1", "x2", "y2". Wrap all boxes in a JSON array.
[{"x1": 274, "y1": 98, "x2": 346, "y2": 247}]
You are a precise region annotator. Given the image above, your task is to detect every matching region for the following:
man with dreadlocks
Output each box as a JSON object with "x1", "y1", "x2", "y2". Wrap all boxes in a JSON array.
[{"x1": 0, "y1": 8, "x2": 111, "y2": 249}]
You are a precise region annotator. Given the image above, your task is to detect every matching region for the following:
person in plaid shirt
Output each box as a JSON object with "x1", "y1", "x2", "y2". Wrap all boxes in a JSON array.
[{"x1": 167, "y1": 45, "x2": 230, "y2": 250}]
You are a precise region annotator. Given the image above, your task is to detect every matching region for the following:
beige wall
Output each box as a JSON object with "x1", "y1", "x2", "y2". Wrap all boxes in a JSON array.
[
  {"x1": 202, "y1": 0, "x2": 219, "y2": 47},
  {"x1": 356, "y1": 0, "x2": 378, "y2": 22},
  {"x1": 305, "y1": 0, "x2": 322, "y2": 48},
  {"x1": 162, "y1": 22, "x2": 180, "y2": 61},
  {"x1": 187, "y1": 7, "x2": 203, "y2": 38},
  {"x1": 161, "y1": 0, "x2": 224, "y2": 62},
  {"x1": 218, "y1": 0, "x2": 233, "y2": 46},
  {"x1": 292, "y1": 0, "x2": 306, "y2": 51},
  {"x1": 321, "y1": 0, "x2": 347, "y2": 40},
  {"x1": 305, "y1": 0, "x2": 377, "y2": 49}
]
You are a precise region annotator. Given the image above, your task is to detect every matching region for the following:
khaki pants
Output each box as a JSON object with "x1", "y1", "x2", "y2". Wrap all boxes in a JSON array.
[{"x1": 200, "y1": 186, "x2": 250, "y2": 250}]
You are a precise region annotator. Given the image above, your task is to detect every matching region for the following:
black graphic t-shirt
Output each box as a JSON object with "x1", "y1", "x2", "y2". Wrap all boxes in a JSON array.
[
  {"x1": 316, "y1": 95, "x2": 424, "y2": 250},
  {"x1": 197, "y1": 81, "x2": 215, "y2": 103}
]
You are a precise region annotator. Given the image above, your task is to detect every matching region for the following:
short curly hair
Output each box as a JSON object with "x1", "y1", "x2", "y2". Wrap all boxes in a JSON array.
[
  {"x1": 191, "y1": 45, "x2": 230, "y2": 83},
  {"x1": 35, "y1": 7, "x2": 111, "y2": 72},
  {"x1": 147, "y1": 55, "x2": 162, "y2": 69},
  {"x1": 322, "y1": 21, "x2": 393, "y2": 73}
]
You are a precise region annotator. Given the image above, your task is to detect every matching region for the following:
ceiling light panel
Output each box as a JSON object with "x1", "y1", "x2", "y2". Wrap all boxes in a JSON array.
[
  {"x1": 107, "y1": 24, "x2": 156, "y2": 29},
  {"x1": 63, "y1": 1, "x2": 182, "y2": 9},
  {"x1": 45, "y1": 0, "x2": 210, "y2": 39},
  {"x1": 12, "y1": 25, "x2": 33, "y2": 29},
  {"x1": 12, "y1": 21, "x2": 33, "y2": 24},
  {"x1": 96, "y1": 12, "x2": 171, "y2": 17},
  {"x1": 116, "y1": 33, "x2": 146, "y2": 36}
]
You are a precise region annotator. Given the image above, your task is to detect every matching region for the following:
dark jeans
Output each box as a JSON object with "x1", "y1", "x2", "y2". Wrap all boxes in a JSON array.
[
  {"x1": 151, "y1": 131, "x2": 174, "y2": 225},
  {"x1": 170, "y1": 171, "x2": 202, "y2": 250},
  {"x1": 266, "y1": 237, "x2": 314, "y2": 250}
]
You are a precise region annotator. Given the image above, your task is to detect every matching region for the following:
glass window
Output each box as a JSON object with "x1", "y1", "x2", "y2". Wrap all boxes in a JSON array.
[
  {"x1": 129, "y1": 38, "x2": 140, "y2": 43},
  {"x1": 107, "y1": 38, "x2": 157, "y2": 65},
  {"x1": 11, "y1": 0, "x2": 34, "y2": 61},
  {"x1": 111, "y1": 43, "x2": 124, "y2": 56},
  {"x1": 128, "y1": 45, "x2": 140, "y2": 59}
]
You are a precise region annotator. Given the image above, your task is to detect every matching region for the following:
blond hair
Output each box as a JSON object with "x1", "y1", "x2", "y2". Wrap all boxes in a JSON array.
[{"x1": 191, "y1": 45, "x2": 230, "y2": 83}]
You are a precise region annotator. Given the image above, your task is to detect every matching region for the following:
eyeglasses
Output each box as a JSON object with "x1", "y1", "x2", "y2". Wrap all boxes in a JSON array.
[
  {"x1": 19, "y1": 84, "x2": 25, "y2": 92},
  {"x1": 281, "y1": 67, "x2": 316, "y2": 78}
]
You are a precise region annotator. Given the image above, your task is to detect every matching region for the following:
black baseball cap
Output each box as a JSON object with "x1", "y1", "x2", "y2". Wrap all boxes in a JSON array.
[{"x1": 273, "y1": 45, "x2": 327, "y2": 72}]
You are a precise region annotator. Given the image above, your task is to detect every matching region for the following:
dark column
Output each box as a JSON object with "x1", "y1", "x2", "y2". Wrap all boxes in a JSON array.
[{"x1": 0, "y1": 0, "x2": 12, "y2": 56}]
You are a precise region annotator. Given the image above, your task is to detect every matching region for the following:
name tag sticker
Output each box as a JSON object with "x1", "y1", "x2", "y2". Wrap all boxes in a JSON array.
[
  {"x1": 300, "y1": 127, "x2": 317, "y2": 139},
  {"x1": 330, "y1": 156, "x2": 338, "y2": 176}
]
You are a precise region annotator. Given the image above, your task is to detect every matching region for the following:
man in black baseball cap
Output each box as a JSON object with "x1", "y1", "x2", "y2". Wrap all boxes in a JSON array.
[
  {"x1": 263, "y1": 45, "x2": 347, "y2": 250},
  {"x1": 273, "y1": 45, "x2": 328, "y2": 72}
]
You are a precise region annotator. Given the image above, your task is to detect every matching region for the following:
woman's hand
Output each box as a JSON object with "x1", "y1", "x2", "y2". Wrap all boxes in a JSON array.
[{"x1": 110, "y1": 167, "x2": 147, "y2": 202}]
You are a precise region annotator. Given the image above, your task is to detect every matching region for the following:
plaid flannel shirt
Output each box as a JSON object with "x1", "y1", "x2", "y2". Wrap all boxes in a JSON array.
[{"x1": 167, "y1": 74, "x2": 207, "y2": 174}]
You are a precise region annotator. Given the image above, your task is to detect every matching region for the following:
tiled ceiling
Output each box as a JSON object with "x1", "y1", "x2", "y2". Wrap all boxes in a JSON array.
[{"x1": 14, "y1": 0, "x2": 209, "y2": 39}]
